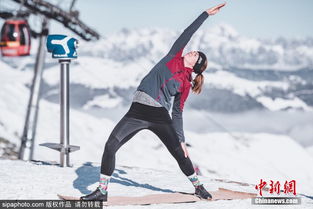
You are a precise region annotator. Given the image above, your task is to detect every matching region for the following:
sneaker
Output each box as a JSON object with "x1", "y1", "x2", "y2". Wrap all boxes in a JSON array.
[
  {"x1": 195, "y1": 184, "x2": 212, "y2": 199},
  {"x1": 80, "y1": 187, "x2": 108, "y2": 201}
]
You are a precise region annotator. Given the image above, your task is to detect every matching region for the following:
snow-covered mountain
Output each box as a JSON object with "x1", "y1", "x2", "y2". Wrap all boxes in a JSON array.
[
  {"x1": 1, "y1": 24, "x2": 313, "y2": 148},
  {"x1": 38, "y1": 25, "x2": 313, "y2": 113},
  {"x1": 2, "y1": 24, "x2": 313, "y2": 113},
  {"x1": 1, "y1": 24, "x2": 313, "y2": 203},
  {"x1": 78, "y1": 24, "x2": 313, "y2": 71},
  {"x1": 33, "y1": 25, "x2": 313, "y2": 148}
]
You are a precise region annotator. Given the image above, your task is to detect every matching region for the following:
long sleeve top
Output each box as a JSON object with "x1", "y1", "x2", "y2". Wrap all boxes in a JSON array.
[{"x1": 136, "y1": 11, "x2": 209, "y2": 142}]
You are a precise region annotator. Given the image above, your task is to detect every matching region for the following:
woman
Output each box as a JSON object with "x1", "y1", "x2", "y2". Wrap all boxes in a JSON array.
[{"x1": 81, "y1": 3, "x2": 226, "y2": 201}]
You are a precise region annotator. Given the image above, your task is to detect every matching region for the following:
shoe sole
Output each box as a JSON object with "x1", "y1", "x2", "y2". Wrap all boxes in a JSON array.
[{"x1": 195, "y1": 193, "x2": 212, "y2": 200}]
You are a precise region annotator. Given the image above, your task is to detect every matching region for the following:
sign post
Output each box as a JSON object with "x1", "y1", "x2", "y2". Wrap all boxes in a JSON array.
[{"x1": 40, "y1": 35, "x2": 80, "y2": 167}]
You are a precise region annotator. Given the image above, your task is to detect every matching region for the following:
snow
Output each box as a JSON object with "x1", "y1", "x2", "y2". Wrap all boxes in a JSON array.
[
  {"x1": 204, "y1": 70, "x2": 289, "y2": 97},
  {"x1": 184, "y1": 132, "x2": 313, "y2": 194},
  {"x1": 83, "y1": 95, "x2": 122, "y2": 109},
  {"x1": 297, "y1": 46, "x2": 313, "y2": 57},
  {"x1": 43, "y1": 56, "x2": 152, "y2": 89},
  {"x1": 239, "y1": 38, "x2": 262, "y2": 53},
  {"x1": 1, "y1": 24, "x2": 313, "y2": 208},
  {"x1": 30, "y1": 100, "x2": 313, "y2": 197},
  {"x1": 256, "y1": 96, "x2": 312, "y2": 111},
  {"x1": 307, "y1": 146, "x2": 313, "y2": 158},
  {"x1": 75, "y1": 25, "x2": 313, "y2": 71},
  {"x1": 1, "y1": 70, "x2": 313, "y2": 206},
  {"x1": 32, "y1": 100, "x2": 115, "y2": 163},
  {"x1": 183, "y1": 110, "x2": 313, "y2": 147},
  {"x1": 0, "y1": 159, "x2": 312, "y2": 208},
  {"x1": 0, "y1": 63, "x2": 32, "y2": 144},
  {"x1": 20, "y1": 95, "x2": 313, "y2": 198}
]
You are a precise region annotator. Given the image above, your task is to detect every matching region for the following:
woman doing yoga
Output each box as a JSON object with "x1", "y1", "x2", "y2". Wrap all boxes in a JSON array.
[{"x1": 81, "y1": 2, "x2": 226, "y2": 201}]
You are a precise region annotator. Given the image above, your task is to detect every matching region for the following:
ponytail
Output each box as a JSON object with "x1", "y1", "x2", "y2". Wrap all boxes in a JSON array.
[
  {"x1": 192, "y1": 60, "x2": 207, "y2": 94},
  {"x1": 192, "y1": 74, "x2": 204, "y2": 94}
]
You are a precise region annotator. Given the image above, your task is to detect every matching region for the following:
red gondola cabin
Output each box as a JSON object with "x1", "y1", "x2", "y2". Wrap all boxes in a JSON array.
[{"x1": 0, "y1": 19, "x2": 31, "y2": 56}]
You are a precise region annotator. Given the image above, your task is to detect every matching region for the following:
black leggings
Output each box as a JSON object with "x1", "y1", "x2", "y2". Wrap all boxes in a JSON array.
[{"x1": 101, "y1": 102, "x2": 195, "y2": 177}]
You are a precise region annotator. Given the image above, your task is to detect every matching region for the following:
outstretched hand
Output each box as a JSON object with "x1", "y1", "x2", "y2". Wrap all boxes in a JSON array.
[{"x1": 206, "y1": 2, "x2": 226, "y2": 15}]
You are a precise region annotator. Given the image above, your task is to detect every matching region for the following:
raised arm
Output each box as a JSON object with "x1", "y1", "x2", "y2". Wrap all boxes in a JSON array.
[
  {"x1": 168, "y1": 2, "x2": 226, "y2": 57},
  {"x1": 206, "y1": 2, "x2": 226, "y2": 15}
]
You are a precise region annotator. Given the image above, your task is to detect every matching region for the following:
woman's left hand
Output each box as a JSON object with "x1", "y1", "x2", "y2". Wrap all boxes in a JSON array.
[
  {"x1": 181, "y1": 142, "x2": 189, "y2": 158},
  {"x1": 206, "y1": 2, "x2": 226, "y2": 16}
]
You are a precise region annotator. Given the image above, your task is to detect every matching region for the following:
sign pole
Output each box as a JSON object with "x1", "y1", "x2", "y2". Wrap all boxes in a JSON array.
[
  {"x1": 41, "y1": 35, "x2": 79, "y2": 167},
  {"x1": 59, "y1": 59, "x2": 70, "y2": 167}
]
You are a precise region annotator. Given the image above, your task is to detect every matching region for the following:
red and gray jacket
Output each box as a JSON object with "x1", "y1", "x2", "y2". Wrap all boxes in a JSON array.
[{"x1": 136, "y1": 12, "x2": 209, "y2": 142}]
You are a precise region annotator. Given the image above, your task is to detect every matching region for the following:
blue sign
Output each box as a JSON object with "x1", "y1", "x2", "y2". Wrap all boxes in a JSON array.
[{"x1": 46, "y1": 35, "x2": 78, "y2": 59}]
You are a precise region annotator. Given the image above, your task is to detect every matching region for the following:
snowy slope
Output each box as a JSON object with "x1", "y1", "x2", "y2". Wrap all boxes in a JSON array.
[
  {"x1": 1, "y1": 61, "x2": 313, "y2": 198},
  {"x1": 29, "y1": 95, "x2": 313, "y2": 197},
  {"x1": 1, "y1": 24, "x2": 313, "y2": 204},
  {"x1": 0, "y1": 159, "x2": 312, "y2": 209},
  {"x1": 25, "y1": 93, "x2": 313, "y2": 196},
  {"x1": 307, "y1": 146, "x2": 313, "y2": 158},
  {"x1": 0, "y1": 60, "x2": 33, "y2": 145}
]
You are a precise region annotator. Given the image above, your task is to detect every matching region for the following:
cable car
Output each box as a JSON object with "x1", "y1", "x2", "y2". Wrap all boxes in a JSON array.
[{"x1": 0, "y1": 19, "x2": 31, "y2": 56}]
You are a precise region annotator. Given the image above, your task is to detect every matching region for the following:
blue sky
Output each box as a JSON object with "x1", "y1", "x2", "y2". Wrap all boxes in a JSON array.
[
  {"x1": 1, "y1": 0, "x2": 313, "y2": 39},
  {"x1": 73, "y1": 0, "x2": 313, "y2": 39}
]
